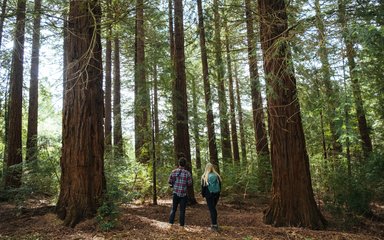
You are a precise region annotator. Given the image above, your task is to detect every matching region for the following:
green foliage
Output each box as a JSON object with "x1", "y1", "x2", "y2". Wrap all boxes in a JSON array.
[
  {"x1": 310, "y1": 151, "x2": 384, "y2": 216},
  {"x1": 96, "y1": 194, "x2": 120, "y2": 232},
  {"x1": 218, "y1": 157, "x2": 266, "y2": 198},
  {"x1": 0, "y1": 135, "x2": 60, "y2": 203},
  {"x1": 22, "y1": 136, "x2": 61, "y2": 196}
]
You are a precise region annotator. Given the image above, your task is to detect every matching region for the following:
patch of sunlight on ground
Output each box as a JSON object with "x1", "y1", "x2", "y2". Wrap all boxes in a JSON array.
[{"x1": 136, "y1": 215, "x2": 205, "y2": 233}]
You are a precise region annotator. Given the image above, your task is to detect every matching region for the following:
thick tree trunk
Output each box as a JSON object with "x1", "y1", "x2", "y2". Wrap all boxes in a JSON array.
[
  {"x1": 244, "y1": 0, "x2": 270, "y2": 192},
  {"x1": 224, "y1": 20, "x2": 240, "y2": 164},
  {"x1": 26, "y1": 0, "x2": 42, "y2": 164},
  {"x1": 135, "y1": 0, "x2": 150, "y2": 163},
  {"x1": 173, "y1": 0, "x2": 196, "y2": 204},
  {"x1": 5, "y1": 0, "x2": 26, "y2": 189},
  {"x1": 234, "y1": 61, "x2": 247, "y2": 164},
  {"x1": 258, "y1": 0, "x2": 327, "y2": 229},
  {"x1": 315, "y1": 0, "x2": 342, "y2": 155},
  {"x1": 213, "y1": 0, "x2": 232, "y2": 164},
  {"x1": 196, "y1": 0, "x2": 219, "y2": 170},
  {"x1": 338, "y1": 0, "x2": 372, "y2": 157},
  {"x1": 56, "y1": 0, "x2": 106, "y2": 227},
  {"x1": 104, "y1": 0, "x2": 112, "y2": 151},
  {"x1": 113, "y1": 35, "x2": 123, "y2": 158}
]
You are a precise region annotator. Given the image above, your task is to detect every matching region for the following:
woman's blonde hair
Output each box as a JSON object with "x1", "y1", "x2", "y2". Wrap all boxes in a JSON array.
[{"x1": 201, "y1": 163, "x2": 222, "y2": 186}]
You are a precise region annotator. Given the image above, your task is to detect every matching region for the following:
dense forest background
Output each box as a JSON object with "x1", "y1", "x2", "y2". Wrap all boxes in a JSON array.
[{"x1": 0, "y1": 0, "x2": 383, "y2": 238}]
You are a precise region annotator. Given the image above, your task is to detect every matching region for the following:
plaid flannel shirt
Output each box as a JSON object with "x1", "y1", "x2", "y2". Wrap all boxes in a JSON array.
[{"x1": 168, "y1": 167, "x2": 192, "y2": 197}]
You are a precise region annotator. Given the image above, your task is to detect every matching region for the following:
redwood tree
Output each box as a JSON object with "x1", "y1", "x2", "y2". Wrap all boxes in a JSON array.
[
  {"x1": 315, "y1": 0, "x2": 342, "y2": 155},
  {"x1": 197, "y1": 0, "x2": 219, "y2": 170},
  {"x1": 56, "y1": 0, "x2": 106, "y2": 227},
  {"x1": 213, "y1": 0, "x2": 232, "y2": 164},
  {"x1": 173, "y1": 0, "x2": 196, "y2": 204},
  {"x1": 135, "y1": 0, "x2": 150, "y2": 163},
  {"x1": 0, "y1": 0, "x2": 7, "y2": 48},
  {"x1": 5, "y1": 0, "x2": 26, "y2": 189},
  {"x1": 26, "y1": 0, "x2": 42, "y2": 163},
  {"x1": 245, "y1": 0, "x2": 270, "y2": 191},
  {"x1": 113, "y1": 35, "x2": 123, "y2": 158},
  {"x1": 258, "y1": 0, "x2": 326, "y2": 229},
  {"x1": 244, "y1": 0, "x2": 269, "y2": 154},
  {"x1": 104, "y1": 0, "x2": 112, "y2": 152},
  {"x1": 338, "y1": 0, "x2": 372, "y2": 157},
  {"x1": 224, "y1": 19, "x2": 240, "y2": 164}
]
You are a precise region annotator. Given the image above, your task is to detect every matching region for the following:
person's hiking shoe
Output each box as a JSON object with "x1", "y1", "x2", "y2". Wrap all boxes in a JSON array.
[{"x1": 211, "y1": 224, "x2": 219, "y2": 231}]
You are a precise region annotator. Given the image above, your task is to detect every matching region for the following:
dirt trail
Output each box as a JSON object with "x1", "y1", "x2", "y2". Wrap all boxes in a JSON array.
[{"x1": 0, "y1": 197, "x2": 383, "y2": 239}]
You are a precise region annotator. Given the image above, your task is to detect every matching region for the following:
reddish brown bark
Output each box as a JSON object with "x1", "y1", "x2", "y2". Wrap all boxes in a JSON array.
[
  {"x1": 213, "y1": 0, "x2": 232, "y2": 164},
  {"x1": 113, "y1": 35, "x2": 123, "y2": 158},
  {"x1": 224, "y1": 20, "x2": 240, "y2": 164},
  {"x1": 197, "y1": 0, "x2": 219, "y2": 170},
  {"x1": 5, "y1": 0, "x2": 26, "y2": 189},
  {"x1": 173, "y1": 0, "x2": 196, "y2": 204},
  {"x1": 104, "y1": 0, "x2": 112, "y2": 149},
  {"x1": 234, "y1": 61, "x2": 247, "y2": 163},
  {"x1": 26, "y1": 0, "x2": 42, "y2": 163},
  {"x1": 258, "y1": 0, "x2": 326, "y2": 229},
  {"x1": 135, "y1": 0, "x2": 150, "y2": 163},
  {"x1": 56, "y1": 0, "x2": 105, "y2": 227},
  {"x1": 244, "y1": 0, "x2": 269, "y2": 156}
]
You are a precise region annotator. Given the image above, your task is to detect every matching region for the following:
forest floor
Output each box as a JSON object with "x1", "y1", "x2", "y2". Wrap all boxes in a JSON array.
[{"x1": 0, "y1": 195, "x2": 383, "y2": 240}]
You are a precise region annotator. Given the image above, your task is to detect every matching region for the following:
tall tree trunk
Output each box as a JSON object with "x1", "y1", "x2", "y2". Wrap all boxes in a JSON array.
[
  {"x1": 173, "y1": 0, "x2": 196, "y2": 204},
  {"x1": 56, "y1": 0, "x2": 106, "y2": 227},
  {"x1": 0, "y1": 0, "x2": 7, "y2": 48},
  {"x1": 224, "y1": 19, "x2": 240, "y2": 164},
  {"x1": 338, "y1": 0, "x2": 372, "y2": 156},
  {"x1": 113, "y1": 35, "x2": 123, "y2": 158},
  {"x1": 5, "y1": 0, "x2": 26, "y2": 189},
  {"x1": 234, "y1": 61, "x2": 247, "y2": 164},
  {"x1": 104, "y1": 0, "x2": 112, "y2": 152},
  {"x1": 258, "y1": 0, "x2": 327, "y2": 229},
  {"x1": 191, "y1": 74, "x2": 202, "y2": 171},
  {"x1": 315, "y1": 0, "x2": 342, "y2": 155},
  {"x1": 63, "y1": 3, "x2": 68, "y2": 107},
  {"x1": 153, "y1": 64, "x2": 160, "y2": 165},
  {"x1": 213, "y1": 0, "x2": 232, "y2": 164},
  {"x1": 169, "y1": 0, "x2": 178, "y2": 165},
  {"x1": 244, "y1": 0, "x2": 270, "y2": 192},
  {"x1": 196, "y1": 0, "x2": 219, "y2": 170},
  {"x1": 135, "y1": 0, "x2": 150, "y2": 163},
  {"x1": 26, "y1": 0, "x2": 42, "y2": 164},
  {"x1": 343, "y1": 67, "x2": 352, "y2": 177},
  {"x1": 2, "y1": 81, "x2": 9, "y2": 176},
  {"x1": 244, "y1": 0, "x2": 269, "y2": 156}
]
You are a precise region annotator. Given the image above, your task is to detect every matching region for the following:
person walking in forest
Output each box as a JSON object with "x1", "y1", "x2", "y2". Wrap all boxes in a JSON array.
[
  {"x1": 201, "y1": 163, "x2": 222, "y2": 231},
  {"x1": 168, "y1": 157, "x2": 192, "y2": 227}
]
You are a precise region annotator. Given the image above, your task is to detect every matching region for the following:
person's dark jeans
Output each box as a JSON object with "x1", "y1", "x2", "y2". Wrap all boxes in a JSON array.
[
  {"x1": 169, "y1": 193, "x2": 188, "y2": 226},
  {"x1": 206, "y1": 193, "x2": 220, "y2": 225}
]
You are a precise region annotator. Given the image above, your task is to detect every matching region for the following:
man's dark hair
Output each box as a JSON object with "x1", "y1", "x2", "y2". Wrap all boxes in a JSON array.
[{"x1": 178, "y1": 157, "x2": 187, "y2": 167}]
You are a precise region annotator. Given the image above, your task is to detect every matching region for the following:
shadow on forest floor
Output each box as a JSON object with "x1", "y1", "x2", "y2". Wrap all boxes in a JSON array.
[{"x1": 0, "y1": 196, "x2": 383, "y2": 239}]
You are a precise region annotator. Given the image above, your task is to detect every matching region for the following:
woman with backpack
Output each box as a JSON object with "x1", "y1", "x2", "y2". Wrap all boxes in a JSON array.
[{"x1": 201, "y1": 163, "x2": 222, "y2": 231}]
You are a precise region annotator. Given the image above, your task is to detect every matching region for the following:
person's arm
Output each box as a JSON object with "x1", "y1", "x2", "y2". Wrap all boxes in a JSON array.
[
  {"x1": 201, "y1": 180, "x2": 206, "y2": 197},
  {"x1": 168, "y1": 171, "x2": 175, "y2": 187}
]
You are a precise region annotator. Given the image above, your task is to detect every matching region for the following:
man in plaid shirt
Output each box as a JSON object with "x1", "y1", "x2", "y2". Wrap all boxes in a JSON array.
[{"x1": 168, "y1": 157, "x2": 192, "y2": 226}]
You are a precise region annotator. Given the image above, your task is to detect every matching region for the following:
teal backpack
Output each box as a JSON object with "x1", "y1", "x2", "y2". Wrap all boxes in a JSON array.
[{"x1": 208, "y1": 172, "x2": 220, "y2": 193}]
